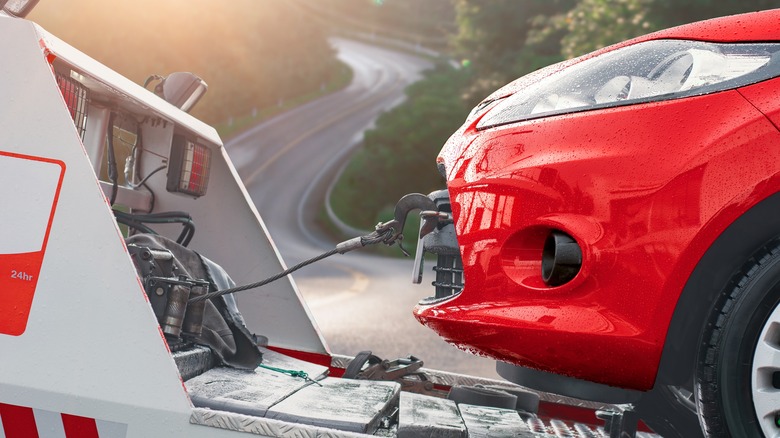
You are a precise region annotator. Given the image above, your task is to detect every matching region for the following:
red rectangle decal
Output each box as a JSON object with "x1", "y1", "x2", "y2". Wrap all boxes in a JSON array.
[
  {"x1": 0, "y1": 403, "x2": 39, "y2": 438},
  {"x1": 62, "y1": 413, "x2": 99, "y2": 438},
  {"x1": 0, "y1": 151, "x2": 65, "y2": 336}
]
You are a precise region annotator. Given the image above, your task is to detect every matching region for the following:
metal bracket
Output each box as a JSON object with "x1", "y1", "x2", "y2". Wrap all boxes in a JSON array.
[
  {"x1": 344, "y1": 352, "x2": 442, "y2": 396},
  {"x1": 596, "y1": 408, "x2": 639, "y2": 438}
]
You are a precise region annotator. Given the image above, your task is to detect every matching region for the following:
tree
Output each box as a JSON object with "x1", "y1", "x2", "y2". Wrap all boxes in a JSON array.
[
  {"x1": 531, "y1": 0, "x2": 656, "y2": 59},
  {"x1": 453, "y1": 0, "x2": 574, "y2": 104},
  {"x1": 536, "y1": 0, "x2": 779, "y2": 60},
  {"x1": 30, "y1": 0, "x2": 338, "y2": 125},
  {"x1": 332, "y1": 63, "x2": 471, "y2": 228}
]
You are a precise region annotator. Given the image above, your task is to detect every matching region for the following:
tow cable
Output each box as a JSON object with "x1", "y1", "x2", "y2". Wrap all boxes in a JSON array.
[{"x1": 188, "y1": 193, "x2": 445, "y2": 305}]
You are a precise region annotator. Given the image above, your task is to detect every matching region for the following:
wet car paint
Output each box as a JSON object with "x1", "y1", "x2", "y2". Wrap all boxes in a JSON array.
[{"x1": 415, "y1": 9, "x2": 780, "y2": 390}]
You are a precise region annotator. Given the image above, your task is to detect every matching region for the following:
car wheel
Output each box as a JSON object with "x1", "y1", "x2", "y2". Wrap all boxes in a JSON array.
[
  {"x1": 634, "y1": 384, "x2": 703, "y2": 437},
  {"x1": 697, "y1": 241, "x2": 780, "y2": 437}
]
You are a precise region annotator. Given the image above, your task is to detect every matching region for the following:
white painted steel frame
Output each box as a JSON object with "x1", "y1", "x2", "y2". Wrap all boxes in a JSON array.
[{"x1": 0, "y1": 15, "x2": 328, "y2": 437}]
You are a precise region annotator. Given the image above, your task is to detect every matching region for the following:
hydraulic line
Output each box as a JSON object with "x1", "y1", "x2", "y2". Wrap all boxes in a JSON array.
[
  {"x1": 114, "y1": 210, "x2": 196, "y2": 246},
  {"x1": 106, "y1": 112, "x2": 119, "y2": 206}
]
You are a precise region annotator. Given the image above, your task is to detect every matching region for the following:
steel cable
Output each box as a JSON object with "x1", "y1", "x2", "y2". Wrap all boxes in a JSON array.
[{"x1": 189, "y1": 228, "x2": 394, "y2": 304}]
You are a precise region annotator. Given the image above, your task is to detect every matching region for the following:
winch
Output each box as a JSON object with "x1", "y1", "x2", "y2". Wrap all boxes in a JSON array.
[{"x1": 127, "y1": 244, "x2": 209, "y2": 342}]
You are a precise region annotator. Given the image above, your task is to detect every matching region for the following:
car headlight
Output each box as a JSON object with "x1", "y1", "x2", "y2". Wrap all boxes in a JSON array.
[{"x1": 477, "y1": 40, "x2": 780, "y2": 130}]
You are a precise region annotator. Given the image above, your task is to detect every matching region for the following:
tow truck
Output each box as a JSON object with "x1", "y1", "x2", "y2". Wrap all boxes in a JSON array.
[{"x1": 0, "y1": 1, "x2": 730, "y2": 437}]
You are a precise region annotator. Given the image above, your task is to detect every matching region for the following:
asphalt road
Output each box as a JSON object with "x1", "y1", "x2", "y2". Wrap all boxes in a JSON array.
[{"x1": 227, "y1": 38, "x2": 499, "y2": 379}]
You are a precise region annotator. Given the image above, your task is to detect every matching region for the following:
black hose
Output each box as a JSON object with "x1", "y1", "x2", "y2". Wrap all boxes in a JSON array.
[
  {"x1": 113, "y1": 210, "x2": 195, "y2": 246},
  {"x1": 107, "y1": 112, "x2": 119, "y2": 206},
  {"x1": 114, "y1": 215, "x2": 157, "y2": 235},
  {"x1": 135, "y1": 126, "x2": 156, "y2": 213},
  {"x1": 189, "y1": 248, "x2": 340, "y2": 303}
]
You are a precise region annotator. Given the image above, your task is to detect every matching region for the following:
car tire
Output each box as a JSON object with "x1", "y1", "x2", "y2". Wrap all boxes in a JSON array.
[
  {"x1": 634, "y1": 384, "x2": 703, "y2": 438},
  {"x1": 696, "y1": 241, "x2": 780, "y2": 437}
]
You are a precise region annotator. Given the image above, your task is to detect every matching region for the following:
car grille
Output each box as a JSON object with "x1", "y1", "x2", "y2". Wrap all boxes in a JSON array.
[{"x1": 433, "y1": 254, "x2": 464, "y2": 299}]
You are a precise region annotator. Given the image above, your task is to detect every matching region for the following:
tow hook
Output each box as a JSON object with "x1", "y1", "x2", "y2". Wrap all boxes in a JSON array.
[{"x1": 374, "y1": 193, "x2": 445, "y2": 256}]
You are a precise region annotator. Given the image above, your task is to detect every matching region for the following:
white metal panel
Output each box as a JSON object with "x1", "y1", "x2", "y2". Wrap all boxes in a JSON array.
[
  {"x1": 0, "y1": 156, "x2": 60, "y2": 254},
  {"x1": 33, "y1": 7, "x2": 329, "y2": 354},
  {"x1": 32, "y1": 409, "x2": 67, "y2": 438},
  {"x1": 82, "y1": 105, "x2": 110, "y2": 175},
  {"x1": 148, "y1": 143, "x2": 331, "y2": 356},
  {"x1": 34, "y1": 24, "x2": 222, "y2": 149},
  {"x1": 129, "y1": 90, "x2": 330, "y2": 356},
  {"x1": 0, "y1": 17, "x2": 259, "y2": 437}
]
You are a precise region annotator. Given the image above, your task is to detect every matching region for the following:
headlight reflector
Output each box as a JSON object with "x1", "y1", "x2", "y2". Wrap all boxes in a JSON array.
[{"x1": 477, "y1": 40, "x2": 780, "y2": 130}]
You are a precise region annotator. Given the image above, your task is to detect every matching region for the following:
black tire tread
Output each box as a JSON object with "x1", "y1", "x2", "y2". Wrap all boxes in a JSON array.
[{"x1": 697, "y1": 242, "x2": 780, "y2": 437}]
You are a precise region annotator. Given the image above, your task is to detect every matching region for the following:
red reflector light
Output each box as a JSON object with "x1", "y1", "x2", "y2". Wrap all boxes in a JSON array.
[{"x1": 167, "y1": 135, "x2": 211, "y2": 197}]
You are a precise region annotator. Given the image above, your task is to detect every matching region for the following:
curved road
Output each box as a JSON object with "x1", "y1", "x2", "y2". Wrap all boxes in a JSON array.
[{"x1": 227, "y1": 38, "x2": 498, "y2": 378}]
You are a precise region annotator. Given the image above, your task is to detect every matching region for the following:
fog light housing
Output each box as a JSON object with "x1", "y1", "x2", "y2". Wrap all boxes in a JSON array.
[{"x1": 541, "y1": 231, "x2": 582, "y2": 286}]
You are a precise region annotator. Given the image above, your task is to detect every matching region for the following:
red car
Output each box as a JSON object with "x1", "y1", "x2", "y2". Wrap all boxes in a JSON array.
[{"x1": 414, "y1": 9, "x2": 780, "y2": 437}]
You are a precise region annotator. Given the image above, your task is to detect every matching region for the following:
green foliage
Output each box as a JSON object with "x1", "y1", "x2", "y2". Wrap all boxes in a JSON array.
[
  {"x1": 453, "y1": 0, "x2": 573, "y2": 102},
  {"x1": 453, "y1": 0, "x2": 573, "y2": 72},
  {"x1": 535, "y1": 0, "x2": 779, "y2": 59},
  {"x1": 540, "y1": 0, "x2": 657, "y2": 59},
  {"x1": 331, "y1": 63, "x2": 472, "y2": 228}
]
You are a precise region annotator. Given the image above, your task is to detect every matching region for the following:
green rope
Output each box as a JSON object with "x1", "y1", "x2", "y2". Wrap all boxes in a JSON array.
[{"x1": 258, "y1": 364, "x2": 322, "y2": 386}]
